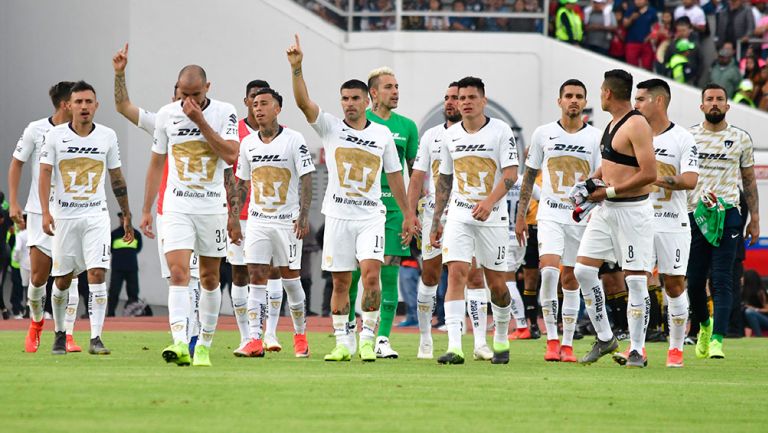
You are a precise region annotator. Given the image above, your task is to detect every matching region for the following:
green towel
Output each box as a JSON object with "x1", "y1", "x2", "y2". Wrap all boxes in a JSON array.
[{"x1": 693, "y1": 197, "x2": 733, "y2": 247}]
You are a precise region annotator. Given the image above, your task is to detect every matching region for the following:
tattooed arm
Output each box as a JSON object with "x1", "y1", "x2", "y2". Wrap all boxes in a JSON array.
[
  {"x1": 225, "y1": 167, "x2": 244, "y2": 245},
  {"x1": 109, "y1": 167, "x2": 134, "y2": 243},
  {"x1": 287, "y1": 34, "x2": 320, "y2": 123},
  {"x1": 295, "y1": 173, "x2": 313, "y2": 240},
  {"x1": 430, "y1": 173, "x2": 453, "y2": 248},
  {"x1": 514, "y1": 167, "x2": 537, "y2": 246},
  {"x1": 653, "y1": 172, "x2": 698, "y2": 190},
  {"x1": 112, "y1": 43, "x2": 140, "y2": 125},
  {"x1": 742, "y1": 166, "x2": 761, "y2": 246}
]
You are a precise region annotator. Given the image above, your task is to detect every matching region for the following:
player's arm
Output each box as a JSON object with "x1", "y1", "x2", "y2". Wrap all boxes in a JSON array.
[
  {"x1": 182, "y1": 100, "x2": 239, "y2": 165},
  {"x1": 113, "y1": 43, "x2": 140, "y2": 126},
  {"x1": 385, "y1": 170, "x2": 416, "y2": 245},
  {"x1": 593, "y1": 118, "x2": 656, "y2": 200},
  {"x1": 287, "y1": 34, "x2": 320, "y2": 123},
  {"x1": 514, "y1": 166, "x2": 538, "y2": 246},
  {"x1": 140, "y1": 152, "x2": 165, "y2": 239},
  {"x1": 296, "y1": 172, "x2": 313, "y2": 240},
  {"x1": 653, "y1": 172, "x2": 698, "y2": 190},
  {"x1": 742, "y1": 165, "x2": 760, "y2": 246},
  {"x1": 406, "y1": 169, "x2": 426, "y2": 221},
  {"x1": 7, "y1": 158, "x2": 26, "y2": 229},
  {"x1": 430, "y1": 173, "x2": 452, "y2": 248},
  {"x1": 109, "y1": 167, "x2": 134, "y2": 243},
  {"x1": 224, "y1": 167, "x2": 243, "y2": 245},
  {"x1": 473, "y1": 165, "x2": 518, "y2": 222},
  {"x1": 38, "y1": 163, "x2": 54, "y2": 236}
]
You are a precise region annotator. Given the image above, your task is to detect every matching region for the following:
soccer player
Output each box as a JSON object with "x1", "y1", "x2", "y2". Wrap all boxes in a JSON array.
[
  {"x1": 406, "y1": 82, "x2": 461, "y2": 359},
  {"x1": 112, "y1": 44, "x2": 203, "y2": 354},
  {"x1": 140, "y1": 65, "x2": 240, "y2": 367},
  {"x1": 515, "y1": 79, "x2": 602, "y2": 362},
  {"x1": 626, "y1": 78, "x2": 698, "y2": 367},
  {"x1": 39, "y1": 80, "x2": 133, "y2": 355},
  {"x1": 229, "y1": 88, "x2": 315, "y2": 358},
  {"x1": 573, "y1": 69, "x2": 657, "y2": 367},
  {"x1": 8, "y1": 81, "x2": 84, "y2": 353},
  {"x1": 687, "y1": 83, "x2": 759, "y2": 359},
  {"x1": 286, "y1": 34, "x2": 416, "y2": 362},
  {"x1": 430, "y1": 76, "x2": 519, "y2": 365}
]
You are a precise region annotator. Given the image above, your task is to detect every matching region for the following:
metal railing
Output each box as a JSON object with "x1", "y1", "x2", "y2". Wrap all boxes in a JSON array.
[
  {"x1": 737, "y1": 38, "x2": 767, "y2": 61},
  {"x1": 300, "y1": 0, "x2": 550, "y2": 36}
]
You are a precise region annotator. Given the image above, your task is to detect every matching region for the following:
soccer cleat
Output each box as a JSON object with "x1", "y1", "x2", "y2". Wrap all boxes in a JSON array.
[
  {"x1": 264, "y1": 334, "x2": 282, "y2": 352},
  {"x1": 491, "y1": 341, "x2": 510, "y2": 364},
  {"x1": 544, "y1": 340, "x2": 561, "y2": 362},
  {"x1": 359, "y1": 340, "x2": 377, "y2": 362},
  {"x1": 612, "y1": 348, "x2": 647, "y2": 367},
  {"x1": 626, "y1": 350, "x2": 647, "y2": 368},
  {"x1": 51, "y1": 331, "x2": 67, "y2": 355},
  {"x1": 162, "y1": 342, "x2": 191, "y2": 366},
  {"x1": 509, "y1": 327, "x2": 531, "y2": 340},
  {"x1": 560, "y1": 345, "x2": 577, "y2": 363},
  {"x1": 473, "y1": 344, "x2": 494, "y2": 361},
  {"x1": 417, "y1": 338, "x2": 433, "y2": 359},
  {"x1": 233, "y1": 340, "x2": 250, "y2": 357},
  {"x1": 192, "y1": 345, "x2": 212, "y2": 367},
  {"x1": 375, "y1": 337, "x2": 399, "y2": 359},
  {"x1": 345, "y1": 324, "x2": 358, "y2": 356},
  {"x1": 66, "y1": 335, "x2": 82, "y2": 353},
  {"x1": 24, "y1": 320, "x2": 44, "y2": 353},
  {"x1": 324, "y1": 344, "x2": 351, "y2": 362},
  {"x1": 696, "y1": 321, "x2": 713, "y2": 359},
  {"x1": 708, "y1": 339, "x2": 725, "y2": 359},
  {"x1": 189, "y1": 336, "x2": 198, "y2": 358},
  {"x1": 579, "y1": 336, "x2": 619, "y2": 365},
  {"x1": 437, "y1": 350, "x2": 465, "y2": 365},
  {"x1": 666, "y1": 348, "x2": 684, "y2": 368},
  {"x1": 234, "y1": 338, "x2": 264, "y2": 358},
  {"x1": 529, "y1": 324, "x2": 542, "y2": 339},
  {"x1": 88, "y1": 337, "x2": 111, "y2": 355},
  {"x1": 293, "y1": 334, "x2": 310, "y2": 358}
]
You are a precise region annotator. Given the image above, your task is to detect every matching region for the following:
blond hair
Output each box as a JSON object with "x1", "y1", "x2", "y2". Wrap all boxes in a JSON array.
[{"x1": 367, "y1": 66, "x2": 395, "y2": 90}]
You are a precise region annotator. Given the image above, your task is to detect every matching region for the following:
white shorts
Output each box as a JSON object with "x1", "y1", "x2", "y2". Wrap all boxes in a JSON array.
[
  {"x1": 507, "y1": 239, "x2": 526, "y2": 273},
  {"x1": 162, "y1": 212, "x2": 227, "y2": 258},
  {"x1": 420, "y1": 211, "x2": 445, "y2": 261},
  {"x1": 227, "y1": 219, "x2": 247, "y2": 266},
  {"x1": 26, "y1": 212, "x2": 52, "y2": 257},
  {"x1": 653, "y1": 231, "x2": 691, "y2": 276},
  {"x1": 442, "y1": 219, "x2": 507, "y2": 272},
  {"x1": 245, "y1": 222, "x2": 301, "y2": 270},
  {"x1": 51, "y1": 214, "x2": 111, "y2": 277},
  {"x1": 322, "y1": 215, "x2": 385, "y2": 272},
  {"x1": 577, "y1": 199, "x2": 654, "y2": 272},
  {"x1": 157, "y1": 214, "x2": 200, "y2": 279},
  {"x1": 537, "y1": 219, "x2": 586, "y2": 267}
]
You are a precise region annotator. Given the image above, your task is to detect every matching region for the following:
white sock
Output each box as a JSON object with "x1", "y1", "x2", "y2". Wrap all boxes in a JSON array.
[
  {"x1": 445, "y1": 300, "x2": 465, "y2": 353},
  {"x1": 540, "y1": 266, "x2": 560, "y2": 341},
  {"x1": 247, "y1": 284, "x2": 267, "y2": 340},
  {"x1": 265, "y1": 278, "x2": 283, "y2": 337},
  {"x1": 574, "y1": 264, "x2": 613, "y2": 341},
  {"x1": 417, "y1": 281, "x2": 437, "y2": 338},
  {"x1": 283, "y1": 277, "x2": 306, "y2": 334},
  {"x1": 231, "y1": 284, "x2": 249, "y2": 342},
  {"x1": 65, "y1": 284, "x2": 79, "y2": 335},
  {"x1": 188, "y1": 277, "x2": 201, "y2": 338},
  {"x1": 561, "y1": 288, "x2": 580, "y2": 347},
  {"x1": 28, "y1": 283, "x2": 46, "y2": 323},
  {"x1": 667, "y1": 291, "x2": 689, "y2": 351},
  {"x1": 360, "y1": 310, "x2": 379, "y2": 343},
  {"x1": 169, "y1": 285, "x2": 190, "y2": 344},
  {"x1": 332, "y1": 314, "x2": 349, "y2": 345},
  {"x1": 52, "y1": 284, "x2": 69, "y2": 333},
  {"x1": 198, "y1": 286, "x2": 222, "y2": 348},
  {"x1": 626, "y1": 275, "x2": 650, "y2": 353},
  {"x1": 491, "y1": 302, "x2": 511, "y2": 346},
  {"x1": 88, "y1": 283, "x2": 107, "y2": 339},
  {"x1": 507, "y1": 280, "x2": 527, "y2": 329},
  {"x1": 466, "y1": 288, "x2": 488, "y2": 349}
]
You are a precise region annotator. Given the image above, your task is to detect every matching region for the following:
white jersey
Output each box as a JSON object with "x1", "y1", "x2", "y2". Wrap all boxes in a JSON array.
[
  {"x1": 236, "y1": 126, "x2": 315, "y2": 226},
  {"x1": 151, "y1": 98, "x2": 239, "y2": 215},
  {"x1": 688, "y1": 123, "x2": 754, "y2": 211},
  {"x1": 310, "y1": 110, "x2": 401, "y2": 220},
  {"x1": 526, "y1": 121, "x2": 602, "y2": 225},
  {"x1": 12, "y1": 117, "x2": 58, "y2": 214},
  {"x1": 40, "y1": 122, "x2": 121, "y2": 219},
  {"x1": 439, "y1": 117, "x2": 519, "y2": 227},
  {"x1": 413, "y1": 122, "x2": 448, "y2": 218},
  {"x1": 137, "y1": 107, "x2": 157, "y2": 136},
  {"x1": 652, "y1": 123, "x2": 699, "y2": 233}
]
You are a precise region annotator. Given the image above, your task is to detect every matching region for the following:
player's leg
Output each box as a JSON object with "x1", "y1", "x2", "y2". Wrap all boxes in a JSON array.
[
  {"x1": 85, "y1": 267, "x2": 110, "y2": 355},
  {"x1": 195, "y1": 254, "x2": 223, "y2": 366},
  {"x1": 322, "y1": 216, "x2": 358, "y2": 361},
  {"x1": 274, "y1": 226, "x2": 308, "y2": 358},
  {"x1": 536, "y1": 220, "x2": 566, "y2": 360},
  {"x1": 228, "y1": 219, "x2": 250, "y2": 349},
  {"x1": 376, "y1": 208, "x2": 409, "y2": 357},
  {"x1": 521, "y1": 225, "x2": 540, "y2": 339},
  {"x1": 416, "y1": 215, "x2": 441, "y2": 359},
  {"x1": 437, "y1": 220, "x2": 474, "y2": 364},
  {"x1": 476, "y1": 224, "x2": 513, "y2": 364},
  {"x1": 188, "y1": 255, "x2": 201, "y2": 354},
  {"x1": 25, "y1": 211, "x2": 55, "y2": 352},
  {"x1": 559, "y1": 224, "x2": 585, "y2": 362},
  {"x1": 49, "y1": 218, "x2": 83, "y2": 355},
  {"x1": 707, "y1": 209, "x2": 742, "y2": 358},
  {"x1": 685, "y1": 212, "x2": 714, "y2": 357},
  {"x1": 265, "y1": 266, "x2": 284, "y2": 351},
  {"x1": 242, "y1": 262, "x2": 269, "y2": 357},
  {"x1": 505, "y1": 240, "x2": 527, "y2": 339},
  {"x1": 467, "y1": 261, "x2": 490, "y2": 360},
  {"x1": 658, "y1": 231, "x2": 691, "y2": 367}
]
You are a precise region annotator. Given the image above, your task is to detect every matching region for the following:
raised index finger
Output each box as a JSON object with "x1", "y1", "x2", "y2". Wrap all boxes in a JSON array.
[{"x1": 294, "y1": 33, "x2": 301, "y2": 49}]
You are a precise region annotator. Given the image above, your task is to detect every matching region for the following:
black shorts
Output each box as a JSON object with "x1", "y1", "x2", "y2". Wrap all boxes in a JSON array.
[
  {"x1": 523, "y1": 225, "x2": 539, "y2": 269},
  {"x1": 598, "y1": 261, "x2": 622, "y2": 277}
]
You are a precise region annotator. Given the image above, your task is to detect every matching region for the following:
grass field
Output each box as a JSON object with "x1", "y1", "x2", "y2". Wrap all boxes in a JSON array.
[{"x1": 1, "y1": 330, "x2": 766, "y2": 433}]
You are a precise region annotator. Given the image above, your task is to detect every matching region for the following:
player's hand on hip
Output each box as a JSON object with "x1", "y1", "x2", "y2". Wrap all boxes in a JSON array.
[
  {"x1": 9, "y1": 202, "x2": 25, "y2": 230},
  {"x1": 471, "y1": 198, "x2": 493, "y2": 221},
  {"x1": 42, "y1": 212, "x2": 55, "y2": 236},
  {"x1": 286, "y1": 34, "x2": 303, "y2": 66},
  {"x1": 514, "y1": 216, "x2": 528, "y2": 247},
  {"x1": 139, "y1": 211, "x2": 154, "y2": 239},
  {"x1": 183, "y1": 97, "x2": 205, "y2": 125},
  {"x1": 112, "y1": 43, "x2": 128, "y2": 73},
  {"x1": 294, "y1": 215, "x2": 309, "y2": 240},
  {"x1": 746, "y1": 218, "x2": 760, "y2": 246},
  {"x1": 429, "y1": 223, "x2": 443, "y2": 249}
]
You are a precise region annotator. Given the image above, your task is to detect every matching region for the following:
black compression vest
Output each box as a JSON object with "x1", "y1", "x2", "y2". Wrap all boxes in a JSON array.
[{"x1": 601, "y1": 110, "x2": 641, "y2": 167}]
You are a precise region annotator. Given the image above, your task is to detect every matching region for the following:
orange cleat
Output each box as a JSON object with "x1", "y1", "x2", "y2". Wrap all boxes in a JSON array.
[
  {"x1": 66, "y1": 335, "x2": 82, "y2": 353},
  {"x1": 24, "y1": 320, "x2": 44, "y2": 353},
  {"x1": 509, "y1": 327, "x2": 531, "y2": 340},
  {"x1": 560, "y1": 345, "x2": 577, "y2": 362},
  {"x1": 666, "y1": 348, "x2": 684, "y2": 368},
  {"x1": 293, "y1": 334, "x2": 310, "y2": 358},
  {"x1": 240, "y1": 338, "x2": 265, "y2": 358},
  {"x1": 544, "y1": 339, "x2": 561, "y2": 361}
]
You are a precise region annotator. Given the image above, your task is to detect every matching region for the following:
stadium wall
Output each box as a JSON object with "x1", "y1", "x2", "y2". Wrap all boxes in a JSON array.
[{"x1": 2, "y1": 0, "x2": 767, "y2": 308}]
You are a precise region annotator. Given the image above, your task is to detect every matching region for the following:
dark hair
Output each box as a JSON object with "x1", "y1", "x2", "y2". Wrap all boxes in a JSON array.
[
  {"x1": 70, "y1": 80, "x2": 96, "y2": 97},
  {"x1": 603, "y1": 69, "x2": 633, "y2": 101},
  {"x1": 559, "y1": 79, "x2": 587, "y2": 98},
  {"x1": 177, "y1": 64, "x2": 207, "y2": 82},
  {"x1": 448, "y1": 81, "x2": 459, "y2": 88},
  {"x1": 674, "y1": 16, "x2": 692, "y2": 28},
  {"x1": 340, "y1": 79, "x2": 368, "y2": 94},
  {"x1": 49, "y1": 81, "x2": 75, "y2": 109},
  {"x1": 701, "y1": 83, "x2": 728, "y2": 100},
  {"x1": 254, "y1": 87, "x2": 283, "y2": 107},
  {"x1": 246, "y1": 79, "x2": 270, "y2": 96},
  {"x1": 637, "y1": 78, "x2": 671, "y2": 103},
  {"x1": 742, "y1": 270, "x2": 766, "y2": 308},
  {"x1": 457, "y1": 76, "x2": 485, "y2": 96}
]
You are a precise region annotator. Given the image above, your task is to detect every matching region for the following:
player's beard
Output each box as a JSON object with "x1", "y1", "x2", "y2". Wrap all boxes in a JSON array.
[
  {"x1": 444, "y1": 110, "x2": 461, "y2": 123},
  {"x1": 704, "y1": 110, "x2": 725, "y2": 124}
]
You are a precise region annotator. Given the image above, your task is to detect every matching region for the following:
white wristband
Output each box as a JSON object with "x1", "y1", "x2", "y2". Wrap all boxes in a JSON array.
[{"x1": 606, "y1": 187, "x2": 617, "y2": 199}]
